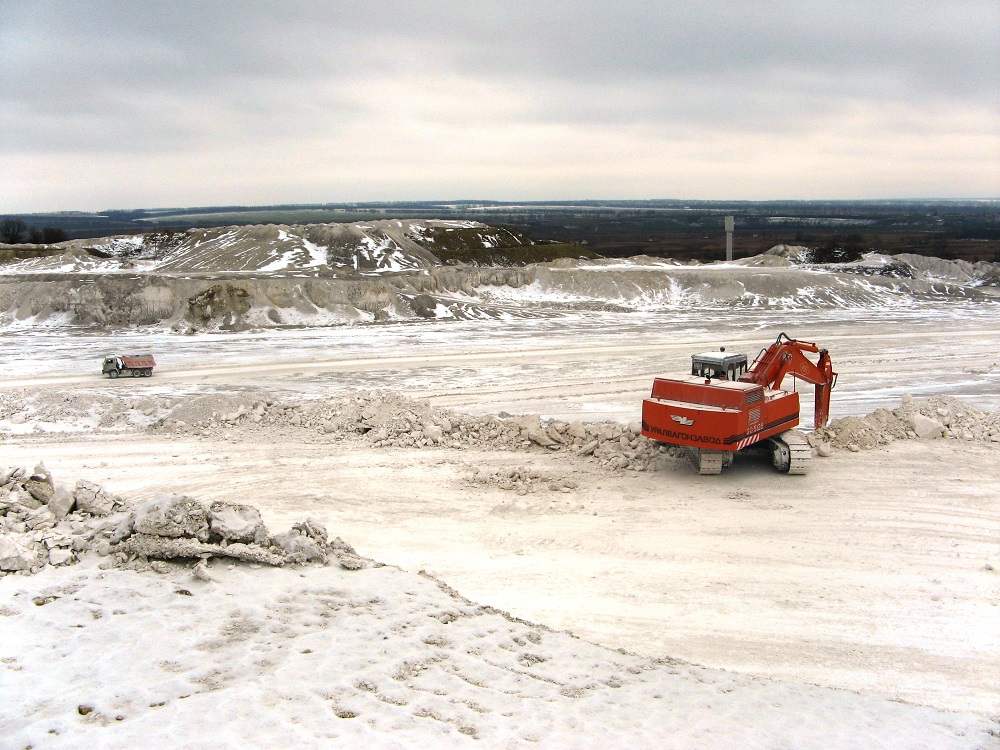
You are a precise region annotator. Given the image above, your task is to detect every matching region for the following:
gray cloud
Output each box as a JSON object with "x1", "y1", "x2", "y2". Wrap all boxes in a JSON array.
[{"x1": 1, "y1": 0, "x2": 997, "y2": 210}]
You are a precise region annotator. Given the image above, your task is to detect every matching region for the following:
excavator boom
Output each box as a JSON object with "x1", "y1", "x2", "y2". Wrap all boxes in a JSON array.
[{"x1": 740, "y1": 333, "x2": 836, "y2": 429}]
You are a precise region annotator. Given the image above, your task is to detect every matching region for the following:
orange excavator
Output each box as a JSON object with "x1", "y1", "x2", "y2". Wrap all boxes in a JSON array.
[{"x1": 641, "y1": 333, "x2": 837, "y2": 474}]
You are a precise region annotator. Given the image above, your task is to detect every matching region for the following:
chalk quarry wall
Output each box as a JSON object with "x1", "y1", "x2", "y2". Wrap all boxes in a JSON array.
[
  {"x1": 1, "y1": 255, "x2": 996, "y2": 331},
  {"x1": 0, "y1": 267, "x2": 535, "y2": 329}
]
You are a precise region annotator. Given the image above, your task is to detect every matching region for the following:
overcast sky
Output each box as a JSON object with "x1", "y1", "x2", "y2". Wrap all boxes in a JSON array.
[{"x1": 2, "y1": 1, "x2": 998, "y2": 212}]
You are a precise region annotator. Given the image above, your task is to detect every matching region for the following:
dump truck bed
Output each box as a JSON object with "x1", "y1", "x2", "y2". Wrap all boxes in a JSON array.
[{"x1": 119, "y1": 355, "x2": 156, "y2": 369}]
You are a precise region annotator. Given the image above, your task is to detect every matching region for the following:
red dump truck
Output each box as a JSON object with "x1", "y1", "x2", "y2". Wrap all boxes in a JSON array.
[{"x1": 102, "y1": 354, "x2": 155, "y2": 379}]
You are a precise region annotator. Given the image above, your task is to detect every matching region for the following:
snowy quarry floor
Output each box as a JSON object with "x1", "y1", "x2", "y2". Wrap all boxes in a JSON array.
[
  {"x1": 3, "y1": 556, "x2": 996, "y2": 749},
  {"x1": 3, "y1": 298, "x2": 1000, "y2": 748}
]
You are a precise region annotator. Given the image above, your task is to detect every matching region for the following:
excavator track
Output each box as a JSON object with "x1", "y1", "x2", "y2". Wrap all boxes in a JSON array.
[
  {"x1": 768, "y1": 430, "x2": 812, "y2": 475},
  {"x1": 685, "y1": 448, "x2": 732, "y2": 475}
]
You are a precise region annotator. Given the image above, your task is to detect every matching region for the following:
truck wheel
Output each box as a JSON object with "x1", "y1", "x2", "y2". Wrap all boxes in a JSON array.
[
  {"x1": 132, "y1": 370, "x2": 142, "y2": 378},
  {"x1": 144, "y1": 369, "x2": 152, "y2": 377},
  {"x1": 108, "y1": 370, "x2": 118, "y2": 379}
]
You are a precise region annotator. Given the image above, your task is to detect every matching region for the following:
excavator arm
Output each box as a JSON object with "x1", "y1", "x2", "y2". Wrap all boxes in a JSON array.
[{"x1": 740, "y1": 332, "x2": 837, "y2": 427}]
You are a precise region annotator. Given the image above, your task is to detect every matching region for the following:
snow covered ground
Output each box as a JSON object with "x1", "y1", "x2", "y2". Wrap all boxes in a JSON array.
[{"x1": 4, "y1": 557, "x2": 995, "y2": 749}]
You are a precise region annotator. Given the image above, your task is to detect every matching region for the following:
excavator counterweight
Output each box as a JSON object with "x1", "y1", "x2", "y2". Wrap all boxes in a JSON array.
[{"x1": 641, "y1": 333, "x2": 836, "y2": 475}]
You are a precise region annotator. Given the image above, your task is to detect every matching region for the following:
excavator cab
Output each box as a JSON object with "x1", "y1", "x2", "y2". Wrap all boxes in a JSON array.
[{"x1": 691, "y1": 350, "x2": 748, "y2": 381}]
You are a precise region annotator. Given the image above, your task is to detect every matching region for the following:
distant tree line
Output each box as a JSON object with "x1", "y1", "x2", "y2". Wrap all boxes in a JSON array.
[{"x1": 0, "y1": 218, "x2": 69, "y2": 244}]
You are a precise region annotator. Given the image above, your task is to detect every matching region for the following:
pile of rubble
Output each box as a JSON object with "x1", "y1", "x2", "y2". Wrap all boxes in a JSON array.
[
  {"x1": 156, "y1": 391, "x2": 677, "y2": 472},
  {"x1": 0, "y1": 390, "x2": 170, "y2": 433},
  {"x1": 817, "y1": 394, "x2": 1000, "y2": 451},
  {"x1": 2, "y1": 387, "x2": 674, "y2": 473},
  {"x1": 355, "y1": 399, "x2": 674, "y2": 474},
  {"x1": 468, "y1": 465, "x2": 580, "y2": 495},
  {"x1": 0, "y1": 463, "x2": 366, "y2": 576}
]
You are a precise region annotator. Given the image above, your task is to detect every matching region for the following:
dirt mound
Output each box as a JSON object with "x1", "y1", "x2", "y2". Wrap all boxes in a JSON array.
[
  {"x1": 0, "y1": 389, "x2": 173, "y2": 433},
  {"x1": 817, "y1": 395, "x2": 1000, "y2": 450},
  {"x1": 757, "y1": 247, "x2": 1000, "y2": 289},
  {"x1": 521, "y1": 261, "x2": 995, "y2": 311},
  {"x1": 163, "y1": 391, "x2": 274, "y2": 426},
  {"x1": 1, "y1": 386, "x2": 676, "y2": 474},
  {"x1": 154, "y1": 391, "x2": 675, "y2": 473},
  {"x1": 762, "y1": 244, "x2": 811, "y2": 262},
  {"x1": 0, "y1": 220, "x2": 524, "y2": 277},
  {"x1": 894, "y1": 254, "x2": 1000, "y2": 287}
]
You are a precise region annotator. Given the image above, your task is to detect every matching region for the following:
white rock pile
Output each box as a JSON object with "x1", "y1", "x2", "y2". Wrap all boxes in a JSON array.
[
  {"x1": 817, "y1": 394, "x2": 1000, "y2": 451},
  {"x1": 0, "y1": 390, "x2": 171, "y2": 433},
  {"x1": 0, "y1": 463, "x2": 367, "y2": 576},
  {"x1": 153, "y1": 391, "x2": 678, "y2": 472}
]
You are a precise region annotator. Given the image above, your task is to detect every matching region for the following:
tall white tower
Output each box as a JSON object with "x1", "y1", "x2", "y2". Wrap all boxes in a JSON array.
[{"x1": 724, "y1": 215, "x2": 734, "y2": 262}]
